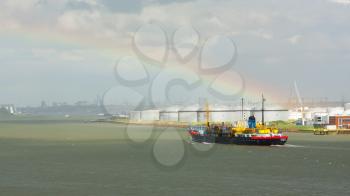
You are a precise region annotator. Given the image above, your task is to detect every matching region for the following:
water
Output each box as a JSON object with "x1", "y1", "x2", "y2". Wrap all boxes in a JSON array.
[{"x1": 0, "y1": 122, "x2": 349, "y2": 195}]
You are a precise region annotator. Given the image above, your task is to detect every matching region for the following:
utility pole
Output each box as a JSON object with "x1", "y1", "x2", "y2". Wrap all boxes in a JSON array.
[
  {"x1": 205, "y1": 100, "x2": 210, "y2": 128},
  {"x1": 241, "y1": 98, "x2": 244, "y2": 120}
]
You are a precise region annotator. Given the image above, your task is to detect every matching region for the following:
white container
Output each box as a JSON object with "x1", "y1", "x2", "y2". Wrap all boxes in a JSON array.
[{"x1": 326, "y1": 125, "x2": 337, "y2": 131}]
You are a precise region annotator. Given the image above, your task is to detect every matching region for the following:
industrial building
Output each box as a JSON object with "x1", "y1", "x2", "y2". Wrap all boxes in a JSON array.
[
  {"x1": 288, "y1": 102, "x2": 350, "y2": 129},
  {"x1": 128, "y1": 100, "x2": 350, "y2": 128},
  {"x1": 0, "y1": 104, "x2": 16, "y2": 115},
  {"x1": 329, "y1": 116, "x2": 350, "y2": 129},
  {"x1": 129, "y1": 103, "x2": 289, "y2": 123}
]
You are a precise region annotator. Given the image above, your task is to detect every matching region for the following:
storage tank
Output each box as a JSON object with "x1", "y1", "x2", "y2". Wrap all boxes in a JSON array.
[
  {"x1": 140, "y1": 110, "x2": 160, "y2": 121},
  {"x1": 327, "y1": 107, "x2": 344, "y2": 116},
  {"x1": 159, "y1": 106, "x2": 180, "y2": 121},
  {"x1": 343, "y1": 110, "x2": 350, "y2": 116},
  {"x1": 309, "y1": 107, "x2": 328, "y2": 113},
  {"x1": 288, "y1": 111, "x2": 302, "y2": 120},
  {"x1": 130, "y1": 111, "x2": 141, "y2": 121},
  {"x1": 345, "y1": 103, "x2": 350, "y2": 111},
  {"x1": 179, "y1": 104, "x2": 199, "y2": 122}
]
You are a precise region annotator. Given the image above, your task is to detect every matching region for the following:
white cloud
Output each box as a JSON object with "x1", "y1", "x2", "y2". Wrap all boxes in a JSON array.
[
  {"x1": 249, "y1": 29, "x2": 274, "y2": 40},
  {"x1": 32, "y1": 48, "x2": 93, "y2": 62},
  {"x1": 60, "y1": 50, "x2": 86, "y2": 61},
  {"x1": 0, "y1": 17, "x2": 21, "y2": 30},
  {"x1": 77, "y1": 0, "x2": 98, "y2": 6},
  {"x1": 287, "y1": 35, "x2": 302, "y2": 45},
  {"x1": 57, "y1": 10, "x2": 102, "y2": 32},
  {"x1": 3, "y1": 0, "x2": 38, "y2": 11},
  {"x1": 32, "y1": 48, "x2": 57, "y2": 58},
  {"x1": 330, "y1": 0, "x2": 350, "y2": 5},
  {"x1": 0, "y1": 48, "x2": 15, "y2": 58},
  {"x1": 263, "y1": 57, "x2": 281, "y2": 64},
  {"x1": 2, "y1": 0, "x2": 350, "y2": 105}
]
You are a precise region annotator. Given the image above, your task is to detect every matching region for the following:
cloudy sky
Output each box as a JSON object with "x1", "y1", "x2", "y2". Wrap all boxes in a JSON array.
[{"x1": 1, "y1": 0, "x2": 350, "y2": 106}]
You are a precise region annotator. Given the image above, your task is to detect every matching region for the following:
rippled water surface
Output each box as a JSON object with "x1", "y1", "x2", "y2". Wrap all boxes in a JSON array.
[{"x1": 0, "y1": 122, "x2": 349, "y2": 196}]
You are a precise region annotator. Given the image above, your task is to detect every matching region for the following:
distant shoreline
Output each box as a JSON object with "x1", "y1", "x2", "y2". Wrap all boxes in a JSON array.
[{"x1": 2, "y1": 116, "x2": 349, "y2": 134}]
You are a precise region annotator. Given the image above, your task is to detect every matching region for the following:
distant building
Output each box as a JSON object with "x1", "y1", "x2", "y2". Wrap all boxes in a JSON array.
[
  {"x1": 41, "y1": 101, "x2": 48, "y2": 108},
  {"x1": 291, "y1": 102, "x2": 350, "y2": 127},
  {"x1": 329, "y1": 116, "x2": 350, "y2": 129},
  {"x1": 75, "y1": 101, "x2": 89, "y2": 106},
  {"x1": 0, "y1": 104, "x2": 16, "y2": 115},
  {"x1": 129, "y1": 103, "x2": 289, "y2": 123}
]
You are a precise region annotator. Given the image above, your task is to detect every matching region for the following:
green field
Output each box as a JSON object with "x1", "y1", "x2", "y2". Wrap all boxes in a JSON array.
[{"x1": 0, "y1": 119, "x2": 350, "y2": 196}]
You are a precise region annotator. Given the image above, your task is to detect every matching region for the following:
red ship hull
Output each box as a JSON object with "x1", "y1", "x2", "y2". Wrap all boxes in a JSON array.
[{"x1": 189, "y1": 131, "x2": 288, "y2": 146}]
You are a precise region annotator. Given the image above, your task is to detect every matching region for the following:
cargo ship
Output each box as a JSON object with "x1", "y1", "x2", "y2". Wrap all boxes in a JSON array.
[{"x1": 188, "y1": 95, "x2": 288, "y2": 146}]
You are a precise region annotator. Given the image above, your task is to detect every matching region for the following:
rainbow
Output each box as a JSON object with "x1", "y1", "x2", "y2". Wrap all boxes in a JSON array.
[{"x1": 0, "y1": 28, "x2": 287, "y2": 106}]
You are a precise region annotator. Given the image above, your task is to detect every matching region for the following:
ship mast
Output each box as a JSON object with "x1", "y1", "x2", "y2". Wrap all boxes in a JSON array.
[
  {"x1": 241, "y1": 98, "x2": 244, "y2": 120},
  {"x1": 205, "y1": 100, "x2": 210, "y2": 128},
  {"x1": 262, "y1": 94, "x2": 266, "y2": 126}
]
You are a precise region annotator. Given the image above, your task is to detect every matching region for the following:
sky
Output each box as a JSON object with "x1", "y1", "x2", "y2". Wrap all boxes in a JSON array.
[{"x1": 1, "y1": 0, "x2": 350, "y2": 107}]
